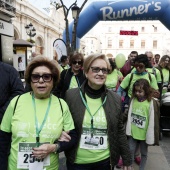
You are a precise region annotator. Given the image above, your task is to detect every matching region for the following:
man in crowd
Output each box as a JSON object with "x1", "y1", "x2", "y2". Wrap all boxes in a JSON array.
[
  {"x1": 154, "y1": 54, "x2": 161, "y2": 66},
  {"x1": 0, "y1": 61, "x2": 25, "y2": 124},
  {"x1": 120, "y1": 51, "x2": 138, "y2": 77}
]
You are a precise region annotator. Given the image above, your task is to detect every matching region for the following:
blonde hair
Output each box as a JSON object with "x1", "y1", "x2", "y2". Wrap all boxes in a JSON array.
[{"x1": 83, "y1": 53, "x2": 110, "y2": 73}]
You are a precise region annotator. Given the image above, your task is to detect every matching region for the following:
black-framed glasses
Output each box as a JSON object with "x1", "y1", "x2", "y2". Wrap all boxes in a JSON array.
[
  {"x1": 72, "y1": 60, "x2": 82, "y2": 65},
  {"x1": 91, "y1": 67, "x2": 108, "y2": 74},
  {"x1": 31, "y1": 74, "x2": 53, "y2": 83}
]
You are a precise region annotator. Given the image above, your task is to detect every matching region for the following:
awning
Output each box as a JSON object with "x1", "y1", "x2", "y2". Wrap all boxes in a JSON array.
[{"x1": 13, "y1": 39, "x2": 33, "y2": 47}]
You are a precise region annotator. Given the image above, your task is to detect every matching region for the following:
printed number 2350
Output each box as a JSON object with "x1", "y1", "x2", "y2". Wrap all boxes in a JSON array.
[{"x1": 23, "y1": 154, "x2": 44, "y2": 163}]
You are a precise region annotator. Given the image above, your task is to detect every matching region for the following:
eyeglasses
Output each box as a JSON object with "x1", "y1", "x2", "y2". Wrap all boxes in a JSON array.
[
  {"x1": 31, "y1": 74, "x2": 53, "y2": 83},
  {"x1": 134, "y1": 63, "x2": 145, "y2": 69},
  {"x1": 91, "y1": 67, "x2": 108, "y2": 74},
  {"x1": 72, "y1": 61, "x2": 82, "y2": 65}
]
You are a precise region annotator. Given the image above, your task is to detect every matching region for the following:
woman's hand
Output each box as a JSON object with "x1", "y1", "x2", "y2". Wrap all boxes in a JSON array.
[
  {"x1": 32, "y1": 143, "x2": 56, "y2": 159},
  {"x1": 58, "y1": 131, "x2": 71, "y2": 142}
]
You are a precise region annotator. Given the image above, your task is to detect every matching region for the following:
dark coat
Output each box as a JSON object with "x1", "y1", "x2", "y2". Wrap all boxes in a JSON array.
[
  {"x1": 53, "y1": 68, "x2": 86, "y2": 99},
  {"x1": 0, "y1": 62, "x2": 25, "y2": 123},
  {"x1": 65, "y1": 83, "x2": 132, "y2": 167}
]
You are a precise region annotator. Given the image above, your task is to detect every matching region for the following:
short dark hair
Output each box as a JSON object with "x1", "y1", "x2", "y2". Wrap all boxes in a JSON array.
[
  {"x1": 130, "y1": 51, "x2": 138, "y2": 56},
  {"x1": 60, "y1": 55, "x2": 68, "y2": 63},
  {"x1": 25, "y1": 56, "x2": 60, "y2": 87},
  {"x1": 132, "y1": 78, "x2": 153, "y2": 101},
  {"x1": 134, "y1": 54, "x2": 149, "y2": 67},
  {"x1": 155, "y1": 54, "x2": 160, "y2": 58}
]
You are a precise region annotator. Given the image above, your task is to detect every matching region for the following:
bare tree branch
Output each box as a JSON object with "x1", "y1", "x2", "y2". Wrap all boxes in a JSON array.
[{"x1": 54, "y1": 0, "x2": 88, "y2": 55}]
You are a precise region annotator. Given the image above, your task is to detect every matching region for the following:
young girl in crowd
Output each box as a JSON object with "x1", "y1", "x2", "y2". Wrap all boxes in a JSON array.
[{"x1": 126, "y1": 79, "x2": 160, "y2": 170}]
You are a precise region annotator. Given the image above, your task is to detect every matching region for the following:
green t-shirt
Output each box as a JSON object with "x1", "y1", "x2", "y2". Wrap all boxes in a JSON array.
[
  {"x1": 105, "y1": 70, "x2": 123, "y2": 90},
  {"x1": 69, "y1": 75, "x2": 79, "y2": 89},
  {"x1": 120, "y1": 73, "x2": 158, "y2": 97},
  {"x1": 131, "y1": 98, "x2": 150, "y2": 140},
  {"x1": 162, "y1": 68, "x2": 170, "y2": 85},
  {"x1": 132, "y1": 67, "x2": 162, "y2": 83},
  {"x1": 60, "y1": 65, "x2": 69, "y2": 72},
  {"x1": 1, "y1": 93, "x2": 74, "y2": 170},
  {"x1": 75, "y1": 95, "x2": 110, "y2": 164},
  {"x1": 146, "y1": 68, "x2": 162, "y2": 83}
]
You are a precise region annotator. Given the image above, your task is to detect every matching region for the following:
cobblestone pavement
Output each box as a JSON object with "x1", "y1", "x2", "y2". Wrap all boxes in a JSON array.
[
  {"x1": 58, "y1": 133, "x2": 170, "y2": 170},
  {"x1": 159, "y1": 132, "x2": 170, "y2": 167}
]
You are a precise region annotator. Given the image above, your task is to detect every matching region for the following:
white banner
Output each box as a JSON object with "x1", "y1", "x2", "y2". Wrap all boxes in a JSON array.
[
  {"x1": 0, "y1": 20, "x2": 14, "y2": 36},
  {"x1": 53, "y1": 39, "x2": 67, "y2": 61}
]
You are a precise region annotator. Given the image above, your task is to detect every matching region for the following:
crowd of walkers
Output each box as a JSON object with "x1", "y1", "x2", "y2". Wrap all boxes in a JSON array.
[{"x1": 0, "y1": 50, "x2": 170, "y2": 170}]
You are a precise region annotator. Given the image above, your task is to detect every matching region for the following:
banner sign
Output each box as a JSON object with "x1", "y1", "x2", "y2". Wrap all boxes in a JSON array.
[
  {"x1": 53, "y1": 39, "x2": 67, "y2": 61},
  {"x1": 120, "y1": 30, "x2": 138, "y2": 36}
]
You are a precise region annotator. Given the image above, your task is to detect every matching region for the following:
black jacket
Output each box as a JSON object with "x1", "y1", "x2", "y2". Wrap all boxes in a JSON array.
[
  {"x1": 0, "y1": 62, "x2": 25, "y2": 123},
  {"x1": 53, "y1": 68, "x2": 86, "y2": 99}
]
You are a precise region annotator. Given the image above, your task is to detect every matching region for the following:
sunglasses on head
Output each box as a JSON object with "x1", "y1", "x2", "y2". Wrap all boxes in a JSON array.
[
  {"x1": 31, "y1": 74, "x2": 53, "y2": 83},
  {"x1": 72, "y1": 61, "x2": 82, "y2": 65},
  {"x1": 134, "y1": 63, "x2": 145, "y2": 69},
  {"x1": 91, "y1": 67, "x2": 108, "y2": 74}
]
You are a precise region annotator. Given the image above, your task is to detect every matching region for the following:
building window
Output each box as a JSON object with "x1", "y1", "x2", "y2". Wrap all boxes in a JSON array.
[
  {"x1": 141, "y1": 40, "x2": 145, "y2": 48},
  {"x1": 91, "y1": 40, "x2": 93, "y2": 44},
  {"x1": 153, "y1": 40, "x2": 157, "y2": 49},
  {"x1": 141, "y1": 27, "x2": 145, "y2": 32},
  {"x1": 119, "y1": 40, "x2": 123, "y2": 48},
  {"x1": 108, "y1": 27, "x2": 112, "y2": 32},
  {"x1": 130, "y1": 40, "x2": 134, "y2": 48},
  {"x1": 108, "y1": 38, "x2": 112, "y2": 48},
  {"x1": 154, "y1": 27, "x2": 157, "y2": 32}
]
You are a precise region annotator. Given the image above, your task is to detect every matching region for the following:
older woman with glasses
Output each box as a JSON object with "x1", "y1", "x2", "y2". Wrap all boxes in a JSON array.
[
  {"x1": 0, "y1": 56, "x2": 77, "y2": 170},
  {"x1": 53, "y1": 52, "x2": 86, "y2": 99},
  {"x1": 65, "y1": 53, "x2": 132, "y2": 170}
]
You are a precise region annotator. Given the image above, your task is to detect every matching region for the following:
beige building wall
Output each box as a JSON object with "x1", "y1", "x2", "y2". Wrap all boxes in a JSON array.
[
  {"x1": 12, "y1": 0, "x2": 65, "y2": 60},
  {"x1": 83, "y1": 20, "x2": 170, "y2": 59}
]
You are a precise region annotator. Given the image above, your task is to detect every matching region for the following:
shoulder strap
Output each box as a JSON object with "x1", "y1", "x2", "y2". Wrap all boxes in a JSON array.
[
  {"x1": 13, "y1": 95, "x2": 21, "y2": 115},
  {"x1": 128, "y1": 73, "x2": 134, "y2": 87},
  {"x1": 148, "y1": 72, "x2": 152, "y2": 82},
  {"x1": 64, "y1": 69, "x2": 69, "y2": 80},
  {"x1": 58, "y1": 98, "x2": 63, "y2": 115},
  {"x1": 152, "y1": 67, "x2": 157, "y2": 78}
]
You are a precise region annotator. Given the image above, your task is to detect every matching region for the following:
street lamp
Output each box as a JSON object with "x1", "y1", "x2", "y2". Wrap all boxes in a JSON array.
[
  {"x1": 71, "y1": 4, "x2": 80, "y2": 52},
  {"x1": 25, "y1": 23, "x2": 36, "y2": 42}
]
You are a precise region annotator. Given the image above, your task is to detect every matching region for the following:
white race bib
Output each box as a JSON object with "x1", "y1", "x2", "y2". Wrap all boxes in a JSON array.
[
  {"x1": 131, "y1": 113, "x2": 146, "y2": 129},
  {"x1": 17, "y1": 142, "x2": 50, "y2": 169},
  {"x1": 80, "y1": 128, "x2": 108, "y2": 150}
]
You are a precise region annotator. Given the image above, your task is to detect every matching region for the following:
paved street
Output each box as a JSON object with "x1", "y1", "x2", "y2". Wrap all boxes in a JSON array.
[{"x1": 58, "y1": 132, "x2": 170, "y2": 170}]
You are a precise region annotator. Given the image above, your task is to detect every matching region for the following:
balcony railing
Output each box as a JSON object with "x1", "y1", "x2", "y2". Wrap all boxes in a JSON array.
[{"x1": 0, "y1": 0, "x2": 16, "y2": 18}]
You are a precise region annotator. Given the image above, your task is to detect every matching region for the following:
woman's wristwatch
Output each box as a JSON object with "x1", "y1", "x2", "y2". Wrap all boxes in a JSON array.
[{"x1": 54, "y1": 142, "x2": 60, "y2": 154}]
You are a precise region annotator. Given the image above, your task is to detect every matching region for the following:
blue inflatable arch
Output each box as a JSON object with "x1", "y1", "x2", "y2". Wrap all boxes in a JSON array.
[{"x1": 63, "y1": 0, "x2": 170, "y2": 49}]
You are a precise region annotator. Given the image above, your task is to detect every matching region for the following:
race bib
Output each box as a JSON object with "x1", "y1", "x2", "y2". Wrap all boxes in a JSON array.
[
  {"x1": 131, "y1": 113, "x2": 146, "y2": 129},
  {"x1": 80, "y1": 128, "x2": 108, "y2": 150},
  {"x1": 17, "y1": 142, "x2": 50, "y2": 169}
]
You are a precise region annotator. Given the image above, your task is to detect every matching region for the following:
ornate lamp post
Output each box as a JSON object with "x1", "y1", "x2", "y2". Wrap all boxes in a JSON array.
[
  {"x1": 71, "y1": 4, "x2": 80, "y2": 52},
  {"x1": 25, "y1": 23, "x2": 36, "y2": 43}
]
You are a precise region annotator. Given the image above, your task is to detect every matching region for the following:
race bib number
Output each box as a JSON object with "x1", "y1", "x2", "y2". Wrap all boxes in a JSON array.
[
  {"x1": 131, "y1": 113, "x2": 146, "y2": 129},
  {"x1": 17, "y1": 143, "x2": 50, "y2": 169},
  {"x1": 80, "y1": 128, "x2": 108, "y2": 150}
]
